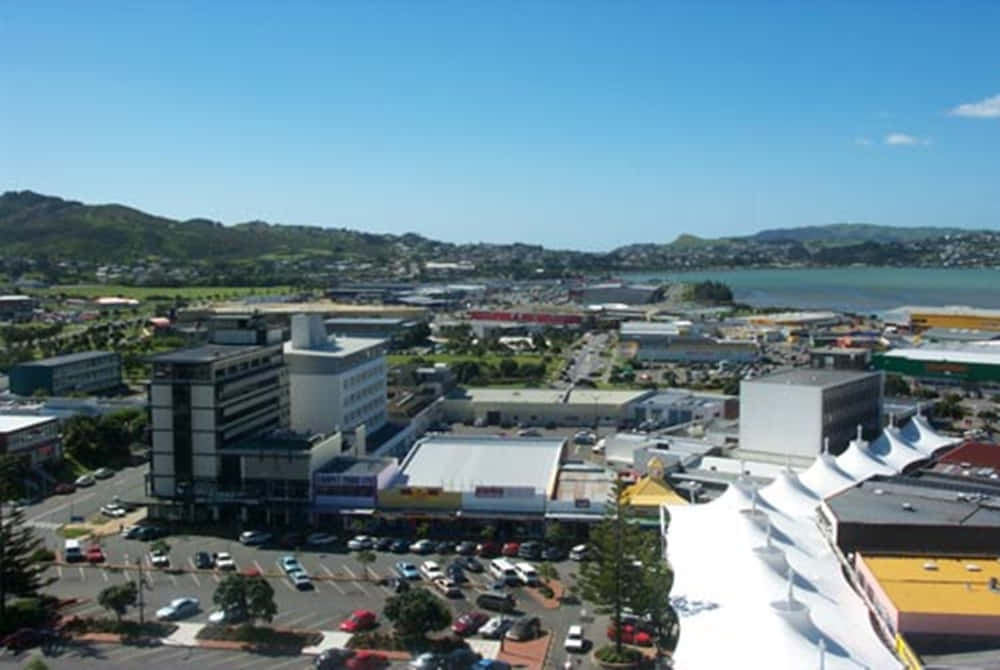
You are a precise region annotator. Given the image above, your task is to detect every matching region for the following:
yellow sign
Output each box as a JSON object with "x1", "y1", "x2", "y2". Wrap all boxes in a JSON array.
[{"x1": 895, "y1": 634, "x2": 923, "y2": 670}]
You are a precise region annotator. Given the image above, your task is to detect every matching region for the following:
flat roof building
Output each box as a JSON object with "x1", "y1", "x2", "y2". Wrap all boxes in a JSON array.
[
  {"x1": 740, "y1": 369, "x2": 883, "y2": 459},
  {"x1": 875, "y1": 346, "x2": 1000, "y2": 387},
  {"x1": 10, "y1": 351, "x2": 122, "y2": 397},
  {"x1": 0, "y1": 414, "x2": 61, "y2": 467},
  {"x1": 441, "y1": 387, "x2": 650, "y2": 428},
  {"x1": 569, "y1": 282, "x2": 665, "y2": 306},
  {"x1": 619, "y1": 320, "x2": 758, "y2": 363}
]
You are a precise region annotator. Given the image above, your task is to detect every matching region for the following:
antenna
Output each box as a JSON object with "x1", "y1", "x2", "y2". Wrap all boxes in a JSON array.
[
  {"x1": 818, "y1": 638, "x2": 826, "y2": 670},
  {"x1": 856, "y1": 424, "x2": 863, "y2": 442},
  {"x1": 786, "y1": 566, "x2": 795, "y2": 605},
  {"x1": 822, "y1": 437, "x2": 829, "y2": 455}
]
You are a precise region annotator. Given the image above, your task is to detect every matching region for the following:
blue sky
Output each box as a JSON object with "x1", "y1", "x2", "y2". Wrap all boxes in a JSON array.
[{"x1": 1, "y1": 1, "x2": 998, "y2": 251}]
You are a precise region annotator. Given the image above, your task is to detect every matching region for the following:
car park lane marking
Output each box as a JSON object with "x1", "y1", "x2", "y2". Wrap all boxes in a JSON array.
[
  {"x1": 102, "y1": 569, "x2": 109, "y2": 582},
  {"x1": 168, "y1": 572, "x2": 178, "y2": 586},
  {"x1": 343, "y1": 565, "x2": 369, "y2": 594},
  {"x1": 281, "y1": 577, "x2": 297, "y2": 592},
  {"x1": 56, "y1": 565, "x2": 63, "y2": 578},
  {"x1": 79, "y1": 566, "x2": 86, "y2": 579},
  {"x1": 203, "y1": 651, "x2": 245, "y2": 669},
  {"x1": 190, "y1": 571, "x2": 201, "y2": 587},
  {"x1": 321, "y1": 565, "x2": 346, "y2": 593},
  {"x1": 26, "y1": 492, "x2": 96, "y2": 524},
  {"x1": 281, "y1": 612, "x2": 317, "y2": 629},
  {"x1": 253, "y1": 559, "x2": 264, "y2": 574}
]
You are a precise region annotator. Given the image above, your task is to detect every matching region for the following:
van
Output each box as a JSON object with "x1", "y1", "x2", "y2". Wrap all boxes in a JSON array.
[
  {"x1": 475, "y1": 590, "x2": 516, "y2": 613},
  {"x1": 64, "y1": 539, "x2": 83, "y2": 563},
  {"x1": 489, "y1": 559, "x2": 519, "y2": 585},
  {"x1": 514, "y1": 562, "x2": 539, "y2": 586}
]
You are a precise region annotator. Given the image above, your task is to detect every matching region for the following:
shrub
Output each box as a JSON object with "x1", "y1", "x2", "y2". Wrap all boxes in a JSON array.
[
  {"x1": 30, "y1": 548, "x2": 56, "y2": 563},
  {"x1": 0, "y1": 598, "x2": 54, "y2": 635},
  {"x1": 595, "y1": 644, "x2": 643, "y2": 664},
  {"x1": 537, "y1": 585, "x2": 555, "y2": 598}
]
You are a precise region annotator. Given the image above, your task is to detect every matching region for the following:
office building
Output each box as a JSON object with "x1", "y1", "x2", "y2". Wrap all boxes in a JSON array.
[
  {"x1": 147, "y1": 315, "x2": 289, "y2": 517},
  {"x1": 284, "y1": 314, "x2": 388, "y2": 436},
  {"x1": 809, "y1": 347, "x2": 871, "y2": 370},
  {"x1": 739, "y1": 369, "x2": 883, "y2": 459},
  {"x1": 0, "y1": 295, "x2": 36, "y2": 322},
  {"x1": 10, "y1": 351, "x2": 122, "y2": 397},
  {"x1": 0, "y1": 415, "x2": 61, "y2": 467}
]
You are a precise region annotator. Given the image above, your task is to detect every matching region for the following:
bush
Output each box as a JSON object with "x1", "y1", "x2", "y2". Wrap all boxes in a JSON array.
[
  {"x1": 347, "y1": 631, "x2": 407, "y2": 651},
  {"x1": 196, "y1": 624, "x2": 321, "y2": 650},
  {"x1": 0, "y1": 598, "x2": 54, "y2": 635},
  {"x1": 595, "y1": 644, "x2": 643, "y2": 664},
  {"x1": 30, "y1": 548, "x2": 56, "y2": 563},
  {"x1": 537, "y1": 585, "x2": 555, "y2": 598},
  {"x1": 60, "y1": 617, "x2": 176, "y2": 639}
]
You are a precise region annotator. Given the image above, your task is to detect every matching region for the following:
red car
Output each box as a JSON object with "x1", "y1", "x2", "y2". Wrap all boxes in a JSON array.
[
  {"x1": 86, "y1": 545, "x2": 105, "y2": 563},
  {"x1": 501, "y1": 542, "x2": 520, "y2": 557},
  {"x1": 477, "y1": 542, "x2": 500, "y2": 558},
  {"x1": 339, "y1": 609, "x2": 377, "y2": 632},
  {"x1": 607, "y1": 623, "x2": 653, "y2": 646},
  {"x1": 1, "y1": 628, "x2": 55, "y2": 651},
  {"x1": 241, "y1": 566, "x2": 262, "y2": 577},
  {"x1": 452, "y1": 611, "x2": 489, "y2": 635},
  {"x1": 345, "y1": 651, "x2": 388, "y2": 670},
  {"x1": 53, "y1": 483, "x2": 75, "y2": 495}
]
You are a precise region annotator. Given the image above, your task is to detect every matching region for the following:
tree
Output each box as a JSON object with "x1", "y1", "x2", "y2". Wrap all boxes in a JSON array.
[
  {"x1": 150, "y1": 539, "x2": 170, "y2": 557},
  {"x1": 544, "y1": 522, "x2": 571, "y2": 550},
  {"x1": 355, "y1": 550, "x2": 376, "y2": 581},
  {"x1": 98, "y1": 582, "x2": 138, "y2": 622},
  {"x1": 577, "y1": 479, "x2": 650, "y2": 657},
  {"x1": 213, "y1": 574, "x2": 277, "y2": 625},
  {"x1": 884, "y1": 374, "x2": 910, "y2": 397},
  {"x1": 0, "y1": 499, "x2": 54, "y2": 619},
  {"x1": 23, "y1": 657, "x2": 49, "y2": 670},
  {"x1": 383, "y1": 588, "x2": 451, "y2": 640},
  {"x1": 537, "y1": 562, "x2": 559, "y2": 586},
  {"x1": 498, "y1": 358, "x2": 518, "y2": 378}
]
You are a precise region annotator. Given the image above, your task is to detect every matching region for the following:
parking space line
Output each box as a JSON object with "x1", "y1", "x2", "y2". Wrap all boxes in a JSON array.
[
  {"x1": 253, "y1": 560, "x2": 264, "y2": 574},
  {"x1": 282, "y1": 612, "x2": 317, "y2": 628},
  {"x1": 168, "y1": 572, "x2": 178, "y2": 586},
  {"x1": 57, "y1": 565, "x2": 63, "y2": 578},
  {"x1": 102, "y1": 569, "x2": 109, "y2": 582},
  {"x1": 190, "y1": 571, "x2": 201, "y2": 587},
  {"x1": 202, "y1": 651, "x2": 243, "y2": 669},
  {"x1": 78, "y1": 566, "x2": 86, "y2": 579},
  {"x1": 281, "y1": 577, "x2": 296, "y2": 592},
  {"x1": 212, "y1": 572, "x2": 221, "y2": 582}
]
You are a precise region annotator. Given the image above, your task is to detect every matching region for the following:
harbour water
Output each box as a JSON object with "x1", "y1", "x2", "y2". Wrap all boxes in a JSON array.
[{"x1": 622, "y1": 267, "x2": 1000, "y2": 314}]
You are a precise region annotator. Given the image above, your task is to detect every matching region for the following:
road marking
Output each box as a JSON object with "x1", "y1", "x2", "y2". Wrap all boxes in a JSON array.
[
  {"x1": 202, "y1": 651, "x2": 243, "y2": 669},
  {"x1": 26, "y1": 492, "x2": 96, "y2": 524},
  {"x1": 102, "y1": 569, "x2": 109, "y2": 582},
  {"x1": 253, "y1": 560, "x2": 264, "y2": 575},
  {"x1": 57, "y1": 566, "x2": 63, "y2": 578},
  {"x1": 168, "y1": 572, "x2": 178, "y2": 586},
  {"x1": 213, "y1": 572, "x2": 221, "y2": 582},
  {"x1": 282, "y1": 612, "x2": 317, "y2": 629},
  {"x1": 190, "y1": 571, "x2": 201, "y2": 587},
  {"x1": 78, "y1": 567, "x2": 85, "y2": 580}
]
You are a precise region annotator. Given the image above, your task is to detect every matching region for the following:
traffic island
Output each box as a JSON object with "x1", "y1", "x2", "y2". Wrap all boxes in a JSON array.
[
  {"x1": 61, "y1": 617, "x2": 178, "y2": 645},
  {"x1": 196, "y1": 623, "x2": 323, "y2": 654}
]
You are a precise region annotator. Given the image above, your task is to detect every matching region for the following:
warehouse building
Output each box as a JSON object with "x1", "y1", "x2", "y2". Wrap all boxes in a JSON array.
[
  {"x1": 619, "y1": 320, "x2": 758, "y2": 363},
  {"x1": 325, "y1": 317, "x2": 422, "y2": 348},
  {"x1": 874, "y1": 346, "x2": 1000, "y2": 387},
  {"x1": 740, "y1": 369, "x2": 883, "y2": 459},
  {"x1": 0, "y1": 414, "x2": 61, "y2": 467},
  {"x1": 569, "y1": 281, "x2": 664, "y2": 306},
  {"x1": 10, "y1": 351, "x2": 122, "y2": 397},
  {"x1": 441, "y1": 387, "x2": 650, "y2": 428},
  {"x1": 905, "y1": 306, "x2": 1000, "y2": 332},
  {"x1": 819, "y1": 472, "x2": 1000, "y2": 555}
]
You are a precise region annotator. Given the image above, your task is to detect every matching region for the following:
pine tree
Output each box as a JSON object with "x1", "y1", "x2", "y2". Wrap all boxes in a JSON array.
[{"x1": 0, "y1": 504, "x2": 54, "y2": 619}]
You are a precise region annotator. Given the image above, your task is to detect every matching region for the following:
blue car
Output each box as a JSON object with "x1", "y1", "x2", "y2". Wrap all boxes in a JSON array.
[
  {"x1": 395, "y1": 561, "x2": 420, "y2": 580},
  {"x1": 472, "y1": 661, "x2": 511, "y2": 670}
]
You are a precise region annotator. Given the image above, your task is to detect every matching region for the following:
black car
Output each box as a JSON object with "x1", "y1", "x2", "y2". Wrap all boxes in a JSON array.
[
  {"x1": 193, "y1": 552, "x2": 213, "y2": 569},
  {"x1": 435, "y1": 541, "x2": 455, "y2": 555},
  {"x1": 541, "y1": 545, "x2": 567, "y2": 561},
  {"x1": 135, "y1": 526, "x2": 168, "y2": 541},
  {"x1": 518, "y1": 541, "x2": 542, "y2": 560},
  {"x1": 387, "y1": 577, "x2": 410, "y2": 594},
  {"x1": 443, "y1": 647, "x2": 481, "y2": 670},
  {"x1": 455, "y1": 541, "x2": 478, "y2": 556},
  {"x1": 457, "y1": 556, "x2": 484, "y2": 573},
  {"x1": 445, "y1": 563, "x2": 467, "y2": 583},
  {"x1": 505, "y1": 616, "x2": 541, "y2": 641},
  {"x1": 314, "y1": 648, "x2": 354, "y2": 670},
  {"x1": 390, "y1": 538, "x2": 409, "y2": 553},
  {"x1": 375, "y1": 537, "x2": 394, "y2": 551}
]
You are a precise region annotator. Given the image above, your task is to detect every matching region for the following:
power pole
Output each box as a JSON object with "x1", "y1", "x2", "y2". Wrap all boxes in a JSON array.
[{"x1": 135, "y1": 556, "x2": 149, "y2": 624}]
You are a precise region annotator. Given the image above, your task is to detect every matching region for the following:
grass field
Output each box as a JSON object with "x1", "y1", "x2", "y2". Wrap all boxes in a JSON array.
[{"x1": 34, "y1": 284, "x2": 293, "y2": 300}]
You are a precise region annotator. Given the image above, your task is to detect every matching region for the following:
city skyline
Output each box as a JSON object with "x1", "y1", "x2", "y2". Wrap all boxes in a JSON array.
[{"x1": 2, "y1": 1, "x2": 998, "y2": 251}]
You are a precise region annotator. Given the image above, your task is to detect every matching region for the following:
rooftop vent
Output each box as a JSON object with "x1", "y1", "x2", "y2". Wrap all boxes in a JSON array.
[
  {"x1": 923, "y1": 561, "x2": 938, "y2": 571},
  {"x1": 967, "y1": 564, "x2": 983, "y2": 572},
  {"x1": 901, "y1": 502, "x2": 915, "y2": 511}
]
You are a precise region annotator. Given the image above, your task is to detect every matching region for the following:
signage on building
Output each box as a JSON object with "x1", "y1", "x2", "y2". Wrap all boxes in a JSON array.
[
  {"x1": 574, "y1": 498, "x2": 591, "y2": 509},
  {"x1": 474, "y1": 485, "x2": 535, "y2": 499},
  {"x1": 399, "y1": 487, "x2": 442, "y2": 499}
]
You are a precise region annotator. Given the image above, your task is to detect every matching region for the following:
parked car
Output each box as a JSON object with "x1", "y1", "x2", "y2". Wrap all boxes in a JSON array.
[
  {"x1": 85, "y1": 545, "x2": 105, "y2": 563},
  {"x1": 569, "y1": 544, "x2": 590, "y2": 561},
  {"x1": 433, "y1": 576, "x2": 462, "y2": 598},
  {"x1": 74, "y1": 474, "x2": 96, "y2": 488},
  {"x1": 156, "y1": 597, "x2": 200, "y2": 620},
  {"x1": 306, "y1": 531, "x2": 338, "y2": 547},
  {"x1": 410, "y1": 539, "x2": 435, "y2": 555},
  {"x1": 134, "y1": 525, "x2": 167, "y2": 541},
  {"x1": 541, "y1": 545, "x2": 567, "y2": 562},
  {"x1": 476, "y1": 542, "x2": 500, "y2": 558},
  {"x1": 279, "y1": 532, "x2": 305, "y2": 549},
  {"x1": 517, "y1": 428, "x2": 541, "y2": 437},
  {"x1": 420, "y1": 561, "x2": 443, "y2": 581},
  {"x1": 314, "y1": 649, "x2": 355, "y2": 670},
  {"x1": 150, "y1": 550, "x2": 169, "y2": 568},
  {"x1": 501, "y1": 542, "x2": 520, "y2": 557},
  {"x1": 409, "y1": 652, "x2": 444, "y2": 670},
  {"x1": 564, "y1": 625, "x2": 586, "y2": 652},
  {"x1": 347, "y1": 535, "x2": 375, "y2": 551},
  {"x1": 279, "y1": 555, "x2": 304, "y2": 574},
  {"x1": 213, "y1": 552, "x2": 236, "y2": 570},
  {"x1": 93, "y1": 467, "x2": 115, "y2": 480},
  {"x1": 239, "y1": 530, "x2": 272, "y2": 546},
  {"x1": 435, "y1": 541, "x2": 455, "y2": 555},
  {"x1": 517, "y1": 541, "x2": 541, "y2": 560},
  {"x1": 339, "y1": 609, "x2": 377, "y2": 632},
  {"x1": 505, "y1": 616, "x2": 541, "y2": 641},
  {"x1": 471, "y1": 661, "x2": 511, "y2": 670},
  {"x1": 478, "y1": 615, "x2": 514, "y2": 638},
  {"x1": 443, "y1": 648, "x2": 481, "y2": 669},
  {"x1": 208, "y1": 607, "x2": 247, "y2": 624},
  {"x1": 374, "y1": 536, "x2": 394, "y2": 551},
  {"x1": 573, "y1": 431, "x2": 597, "y2": 445},
  {"x1": 457, "y1": 556, "x2": 484, "y2": 573},
  {"x1": 456, "y1": 541, "x2": 478, "y2": 555},
  {"x1": 451, "y1": 611, "x2": 489, "y2": 635},
  {"x1": 606, "y1": 622, "x2": 653, "y2": 646},
  {"x1": 53, "y1": 483, "x2": 75, "y2": 495},
  {"x1": 100, "y1": 503, "x2": 127, "y2": 518},
  {"x1": 346, "y1": 651, "x2": 389, "y2": 670},
  {"x1": 1, "y1": 628, "x2": 56, "y2": 651},
  {"x1": 389, "y1": 538, "x2": 410, "y2": 553},
  {"x1": 387, "y1": 577, "x2": 410, "y2": 593},
  {"x1": 291, "y1": 571, "x2": 314, "y2": 590},
  {"x1": 514, "y1": 562, "x2": 539, "y2": 586},
  {"x1": 395, "y1": 562, "x2": 420, "y2": 580},
  {"x1": 445, "y1": 563, "x2": 466, "y2": 583},
  {"x1": 194, "y1": 552, "x2": 213, "y2": 569}
]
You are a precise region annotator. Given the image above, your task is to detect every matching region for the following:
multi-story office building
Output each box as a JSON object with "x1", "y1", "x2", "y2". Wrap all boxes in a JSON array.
[
  {"x1": 740, "y1": 368, "x2": 883, "y2": 459},
  {"x1": 10, "y1": 351, "x2": 122, "y2": 396},
  {"x1": 147, "y1": 315, "x2": 289, "y2": 521},
  {"x1": 285, "y1": 314, "x2": 387, "y2": 436},
  {"x1": 0, "y1": 415, "x2": 61, "y2": 467}
]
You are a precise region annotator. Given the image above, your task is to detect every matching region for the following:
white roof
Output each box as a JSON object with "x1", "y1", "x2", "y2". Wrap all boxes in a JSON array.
[
  {"x1": 835, "y1": 439, "x2": 896, "y2": 480},
  {"x1": 759, "y1": 469, "x2": 820, "y2": 518},
  {"x1": 882, "y1": 346, "x2": 1000, "y2": 366},
  {"x1": 798, "y1": 455, "x2": 855, "y2": 499},
  {"x1": 397, "y1": 436, "x2": 563, "y2": 492},
  {"x1": 898, "y1": 414, "x2": 959, "y2": 455},
  {"x1": 0, "y1": 414, "x2": 55, "y2": 433},
  {"x1": 866, "y1": 427, "x2": 926, "y2": 472}
]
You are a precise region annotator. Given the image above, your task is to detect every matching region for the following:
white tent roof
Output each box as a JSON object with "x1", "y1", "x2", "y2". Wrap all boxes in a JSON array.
[
  {"x1": 798, "y1": 454, "x2": 855, "y2": 499},
  {"x1": 866, "y1": 427, "x2": 926, "y2": 472},
  {"x1": 898, "y1": 414, "x2": 959, "y2": 455},
  {"x1": 835, "y1": 438, "x2": 896, "y2": 480},
  {"x1": 760, "y1": 469, "x2": 820, "y2": 518}
]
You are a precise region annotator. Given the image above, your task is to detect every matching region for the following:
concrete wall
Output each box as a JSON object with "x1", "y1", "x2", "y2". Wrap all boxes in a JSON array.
[{"x1": 740, "y1": 382, "x2": 821, "y2": 459}]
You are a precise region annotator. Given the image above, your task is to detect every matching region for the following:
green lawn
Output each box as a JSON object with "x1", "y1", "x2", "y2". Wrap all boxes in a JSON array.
[{"x1": 33, "y1": 285, "x2": 293, "y2": 300}]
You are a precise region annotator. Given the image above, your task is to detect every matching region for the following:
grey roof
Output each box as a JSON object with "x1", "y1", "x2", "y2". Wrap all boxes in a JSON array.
[
  {"x1": 746, "y1": 368, "x2": 880, "y2": 388},
  {"x1": 318, "y1": 456, "x2": 395, "y2": 475},
  {"x1": 325, "y1": 317, "x2": 408, "y2": 326},
  {"x1": 18, "y1": 350, "x2": 117, "y2": 368},
  {"x1": 397, "y1": 436, "x2": 564, "y2": 492},
  {"x1": 148, "y1": 343, "x2": 267, "y2": 364},
  {"x1": 825, "y1": 474, "x2": 1000, "y2": 528}
]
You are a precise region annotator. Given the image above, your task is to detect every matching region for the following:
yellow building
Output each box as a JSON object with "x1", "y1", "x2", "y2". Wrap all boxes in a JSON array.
[
  {"x1": 620, "y1": 474, "x2": 688, "y2": 513},
  {"x1": 909, "y1": 307, "x2": 1000, "y2": 332}
]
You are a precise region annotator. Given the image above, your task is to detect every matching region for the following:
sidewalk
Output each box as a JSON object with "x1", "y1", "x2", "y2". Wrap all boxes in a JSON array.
[
  {"x1": 161, "y1": 621, "x2": 203, "y2": 647},
  {"x1": 301, "y1": 631, "x2": 352, "y2": 655}
]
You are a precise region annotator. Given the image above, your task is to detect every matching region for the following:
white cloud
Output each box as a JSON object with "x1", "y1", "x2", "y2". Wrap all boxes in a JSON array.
[
  {"x1": 854, "y1": 137, "x2": 873, "y2": 146},
  {"x1": 949, "y1": 93, "x2": 1000, "y2": 118},
  {"x1": 884, "y1": 132, "x2": 930, "y2": 146}
]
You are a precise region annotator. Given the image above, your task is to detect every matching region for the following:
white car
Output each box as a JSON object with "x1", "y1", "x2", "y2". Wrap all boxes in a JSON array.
[
  {"x1": 347, "y1": 535, "x2": 374, "y2": 551},
  {"x1": 239, "y1": 530, "x2": 272, "y2": 546},
  {"x1": 409, "y1": 539, "x2": 435, "y2": 554},
  {"x1": 156, "y1": 597, "x2": 199, "y2": 621},
  {"x1": 306, "y1": 532, "x2": 337, "y2": 546},
  {"x1": 420, "y1": 560, "x2": 443, "y2": 581},
  {"x1": 290, "y1": 571, "x2": 313, "y2": 590},
  {"x1": 150, "y1": 550, "x2": 169, "y2": 568},
  {"x1": 101, "y1": 503, "x2": 127, "y2": 518},
  {"x1": 75, "y1": 474, "x2": 96, "y2": 487},
  {"x1": 214, "y1": 552, "x2": 236, "y2": 570},
  {"x1": 569, "y1": 544, "x2": 590, "y2": 561},
  {"x1": 564, "y1": 625, "x2": 586, "y2": 652},
  {"x1": 478, "y1": 615, "x2": 512, "y2": 639},
  {"x1": 208, "y1": 607, "x2": 246, "y2": 624}
]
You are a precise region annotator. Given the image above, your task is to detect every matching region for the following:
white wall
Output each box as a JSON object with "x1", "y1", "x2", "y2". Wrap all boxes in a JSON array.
[
  {"x1": 289, "y1": 373, "x2": 345, "y2": 434},
  {"x1": 739, "y1": 382, "x2": 821, "y2": 459},
  {"x1": 150, "y1": 384, "x2": 172, "y2": 407}
]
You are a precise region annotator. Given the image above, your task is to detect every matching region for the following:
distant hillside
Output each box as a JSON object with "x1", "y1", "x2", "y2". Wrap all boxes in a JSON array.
[{"x1": 745, "y1": 223, "x2": 972, "y2": 244}]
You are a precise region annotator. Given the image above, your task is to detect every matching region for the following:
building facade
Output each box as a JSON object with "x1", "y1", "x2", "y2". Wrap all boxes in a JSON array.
[
  {"x1": 147, "y1": 316, "x2": 289, "y2": 519},
  {"x1": 0, "y1": 415, "x2": 61, "y2": 467},
  {"x1": 874, "y1": 347, "x2": 1000, "y2": 387},
  {"x1": 740, "y1": 369, "x2": 883, "y2": 459},
  {"x1": 285, "y1": 314, "x2": 388, "y2": 436},
  {"x1": 10, "y1": 351, "x2": 122, "y2": 397},
  {"x1": 619, "y1": 321, "x2": 758, "y2": 363}
]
